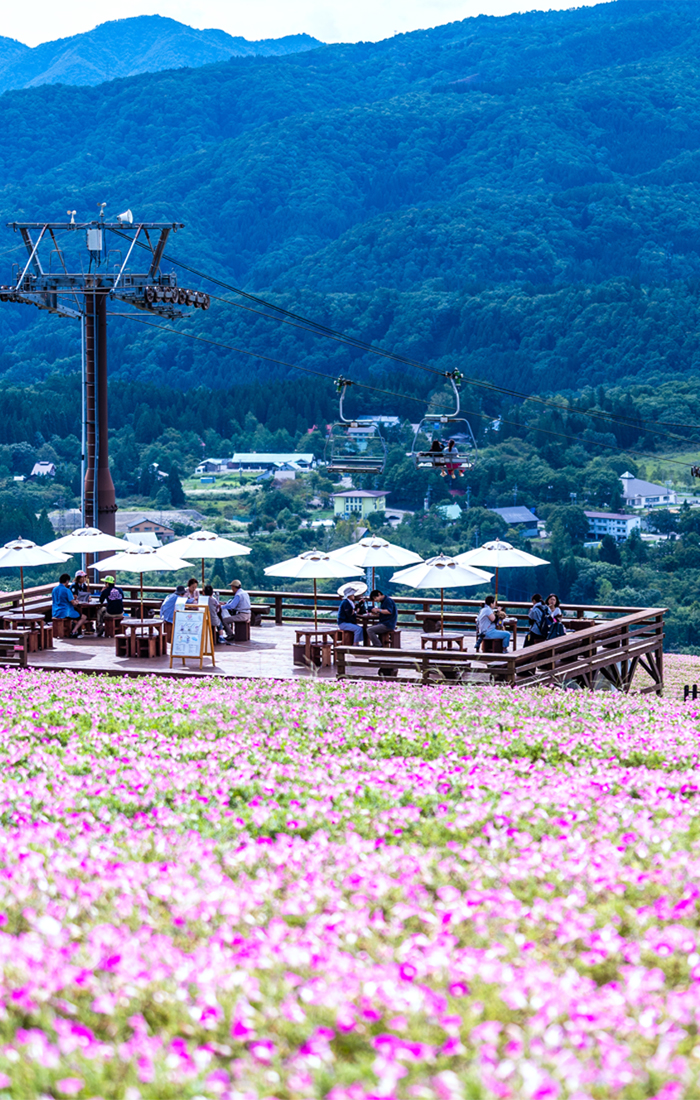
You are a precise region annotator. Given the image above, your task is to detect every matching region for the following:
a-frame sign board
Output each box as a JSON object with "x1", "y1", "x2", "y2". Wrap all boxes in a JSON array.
[{"x1": 169, "y1": 605, "x2": 215, "y2": 669}]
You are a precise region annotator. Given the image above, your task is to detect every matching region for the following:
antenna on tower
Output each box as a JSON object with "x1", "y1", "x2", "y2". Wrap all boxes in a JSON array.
[
  {"x1": 98, "y1": 202, "x2": 107, "y2": 219},
  {"x1": 66, "y1": 210, "x2": 76, "y2": 226}
]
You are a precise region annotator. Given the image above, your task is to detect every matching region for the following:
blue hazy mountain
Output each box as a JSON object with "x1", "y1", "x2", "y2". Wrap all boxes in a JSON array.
[{"x1": 0, "y1": 16, "x2": 322, "y2": 93}]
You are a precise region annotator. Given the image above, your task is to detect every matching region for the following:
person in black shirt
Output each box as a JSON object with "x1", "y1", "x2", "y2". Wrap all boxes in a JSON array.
[
  {"x1": 367, "y1": 588, "x2": 398, "y2": 647},
  {"x1": 337, "y1": 585, "x2": 364, "y2": 644},
  {"x1": 96, "y1": 575, "x2": 125, "y2": 636}
]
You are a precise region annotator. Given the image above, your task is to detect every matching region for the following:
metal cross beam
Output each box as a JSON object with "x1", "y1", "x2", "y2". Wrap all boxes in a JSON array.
[{"x1": 0, "y1": 214, "x2": 208, "y2": 541}]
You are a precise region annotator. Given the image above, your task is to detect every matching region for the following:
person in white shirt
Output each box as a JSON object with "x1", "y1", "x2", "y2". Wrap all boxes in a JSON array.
[{"x1": 476, "y1": 595, "x2": 511, "y2": 650}]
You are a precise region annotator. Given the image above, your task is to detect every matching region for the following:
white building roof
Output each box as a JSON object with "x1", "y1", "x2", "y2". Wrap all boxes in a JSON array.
[
  {"x1": 232, "y1": 453, "x2": 314, "y2": 465},
  {"x1": 585, "y1": 511, "x2": 637, "y2": 521}
]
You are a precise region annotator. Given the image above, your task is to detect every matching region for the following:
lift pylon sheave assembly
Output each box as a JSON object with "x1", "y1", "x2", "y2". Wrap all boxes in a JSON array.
[
  {"x1": 0, "y1": 214, "x2": 209, "y2": 538},
  {"x1": 324, "y1": 378, "x2": 388, "y2": 475},
  {"x1": 411, "y1": 371, "x2": 477, "y2": 476}
]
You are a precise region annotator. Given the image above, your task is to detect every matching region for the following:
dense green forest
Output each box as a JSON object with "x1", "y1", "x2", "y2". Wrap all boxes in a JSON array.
[{"x1": 1, "y1": 0, "x2": 700, "y2": 401}]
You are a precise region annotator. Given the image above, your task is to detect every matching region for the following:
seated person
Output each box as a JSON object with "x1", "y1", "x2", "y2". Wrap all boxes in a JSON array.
[
  {"x1": 367, "y1": 588, "x2": 398, "y2": 647},
  {"x1": 185, "y1": 577, "x2": 200, "y2": 604},
  {"x1": 525, "y1": 593, "x2": 551, "y2": 646},
  {"x1": 71, "y1": 569, "x2": 91, "y2": 602},
  {"x1": 221, "y1": 580, "x2": 252, "y2": 643},
  {"x1": 443, "y1": 439, "x2": 463, "y2": 479},
  {"x1": 203, "y1": 583, "x2": 223, "y2": 642},
  {"x1": 337, "y1": 585, "x2": 364, "y2": 645},
  {"x1": 160, "y1": 584, "x2": 187, "y2": 642},
  {"x1": 96, "y1": 575, "x2": 124, "y2": 636},
  {"x1": 52, "y1": 573, "x2": 88, "y2": 638},
  {"x1": 476, "y1": 595, "x2": 511, "y2": 651}
]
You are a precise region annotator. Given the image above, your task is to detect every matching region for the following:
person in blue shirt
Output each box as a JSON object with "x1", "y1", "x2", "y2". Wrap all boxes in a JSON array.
[
  {"x1": 367, "y1": 588, "x2": 398, "y2": 647},
  {"x1": 159, "y1": 585, "x2": 187, "y2": 643},
  {"x1": 160, "y1": 585, "x2": 186, "y2": 624},
  {"x1": 337, "y1": 585, "x2": 364, "y2": 645},
  {"x1": 52, "y1": 573, "x2": 87, "y2": 638}
]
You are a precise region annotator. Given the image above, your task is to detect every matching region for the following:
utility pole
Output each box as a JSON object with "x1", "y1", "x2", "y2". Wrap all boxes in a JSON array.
[{"x1": 0, "y1": 209, "x2": 209, "y2": 538}]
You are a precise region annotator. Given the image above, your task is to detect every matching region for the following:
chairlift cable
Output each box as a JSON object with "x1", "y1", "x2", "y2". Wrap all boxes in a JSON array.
[
  {"x1": 113, "y1": 308, "x2": 695, "y2": 470},
  {"x1": 110, "y1": 229, "x2": 700, "y2": 441}
]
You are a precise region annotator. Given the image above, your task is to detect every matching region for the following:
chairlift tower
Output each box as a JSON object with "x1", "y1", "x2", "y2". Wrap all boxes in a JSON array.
[{"x1": 0, "y1": 209, "x2": 209, "y2": 536}]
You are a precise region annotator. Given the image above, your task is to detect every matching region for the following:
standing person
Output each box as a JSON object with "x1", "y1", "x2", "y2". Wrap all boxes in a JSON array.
[
  {"x1": 337, "y1": 585, "x2": 364, "y2": 645},
  {"x1": 160, "y1": 584, "x2": 186, "y2": 643},
  {"x1": 476, "y1": 595, "x2": 511, "y2": 651},
  {"x1": 96, "y1": 575, "x2": 124, "y2": 636},
  {"x1": 525, "y1": 593, "x2": 551, "y2": 647},
  {"x1": 185, "y1": 577, "x2": 200, "y2": 604},
  {"x1": 546, "y1": 593, "x2": 566, "y2": 639},
  {"x1": 221, "y1": 580, "x2": 252, "y2": 643},
  {"x1": 203, "y1": 584, "x2": 223, "y2": 644},
  {"x1": 367, "y1": 588, "x2": 398, "y2": 647},
  {"x1": 52, "y1": 573, "x2": 88, "y2": 638}
]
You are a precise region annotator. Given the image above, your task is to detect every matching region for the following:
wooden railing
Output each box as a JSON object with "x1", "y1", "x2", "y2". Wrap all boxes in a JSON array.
[
  {"x1": 336, "y1": 608, "x2": 666, "y2": 694},
  {"x1": 0, "y1": 581, "x2": 650, "y2": 633}
]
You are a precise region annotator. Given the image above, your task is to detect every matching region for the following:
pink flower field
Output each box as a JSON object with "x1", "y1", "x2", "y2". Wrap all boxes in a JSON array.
[{"x1": 0, "y1": 669, "x2": 698, "y2": 1099}]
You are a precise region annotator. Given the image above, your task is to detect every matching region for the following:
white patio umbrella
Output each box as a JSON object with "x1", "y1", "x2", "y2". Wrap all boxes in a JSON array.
[
  {"x1": 264, "y1": 549, "x2": 364, "y2": 629},
  {"x1": 329, "y1": 536, "x2": 423, "y2": 590},
  {"x1": 0, "y1": 538, "x2": 69, "y2": 612},
  {"x1": 164, "y1": 530, "x2": 251, "y2": 587},
  {"x1": 390, "y1": 553, "x2": 493, "y2": 634},
  {"x1": 43, "y1": 526, "x2": 125, "y2": 555},
  {"x1": 455, "y1": 540, "x2": 549, "y2": 602},
  {"x1": 89, "y1": 544, "x2": 194, "y2": 622}
]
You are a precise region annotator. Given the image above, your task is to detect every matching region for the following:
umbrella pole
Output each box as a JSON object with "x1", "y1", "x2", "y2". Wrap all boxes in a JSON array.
[
  {"x1": 201, "y1": 558, "x2": 205, "y2": 588},
  {"x1": 440, "y1": 587, "x2": 444, "y2": 635},
  {"x1": 140, "y1": 573, "x2": 144, "y2": 623},
  {"x1": 20, "y1": 566, "x2": 24, "y2": 613},
  {"x1": 495, "y1": 565, "x2": 499, "y2": 605},
  {"x1": 314, "y1": 578, "x2": 318, "y2": 630}
]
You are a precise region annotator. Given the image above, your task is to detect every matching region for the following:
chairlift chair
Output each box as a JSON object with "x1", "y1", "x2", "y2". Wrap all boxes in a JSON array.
[
  {"x1": 324, "y1": 379, "x2": 387, "y2": 474},
  {"x1": 411, "y1": 373, "x2": 477, "y2": 476}
]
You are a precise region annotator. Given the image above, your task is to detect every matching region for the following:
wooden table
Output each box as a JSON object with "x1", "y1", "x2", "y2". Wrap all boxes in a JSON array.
[
  {"x1": 295, "y1": 628, "x2": 338, "y2": 667},
  {"x1": 562, "y1": 618, "x2": 600, "y2": 632},
  {"x1": 420, "y1": 632, "x2": 468, "y2": 652},
  {"x1": 118, "y1": 618, "x2": 167, "y2": 659},
  {"x1": 1, "y1": 612, "x2": 53, "y2": 651}
]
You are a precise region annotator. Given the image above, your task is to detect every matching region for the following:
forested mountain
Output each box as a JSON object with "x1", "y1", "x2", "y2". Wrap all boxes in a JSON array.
[
  {"x1": 1, "y1": 0, "x2": 700, "y2": 407},
  {"x1": 0, "y1": 17, "x2": 321, "y2": 93}
]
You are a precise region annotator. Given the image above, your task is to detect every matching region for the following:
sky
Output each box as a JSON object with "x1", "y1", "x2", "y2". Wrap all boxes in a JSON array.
[{"x1": 4, "y1": 0, "x2": 610, "y2": 48}]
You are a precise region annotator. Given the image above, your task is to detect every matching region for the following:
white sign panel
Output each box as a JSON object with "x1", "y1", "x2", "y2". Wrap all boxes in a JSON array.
[{"x1": 171, "y1": 609, "x2": 205, "y2": 658}]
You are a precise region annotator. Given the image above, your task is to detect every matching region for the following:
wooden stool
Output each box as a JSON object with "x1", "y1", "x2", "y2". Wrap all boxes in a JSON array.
[
  {"x1": 52, "y1": 618, "x2": 74, "y2": 639},
  {"x1": 135, "y1": 634, "x2": 157, "y2": 659},
  {"x1": 115, "y1": 635, "x2": 130, "y2": 658},
  {"x1": 293, "y1": 643, "x2": 320, "y2": 667},
  {"x1": 103, "y1": 616, "x2": 123, "y2": 639},
  {"x1": 40, "y1": 623, "x2": 53, "y2": 649},
  {"x1": 234, "y1": 619, "x2": 251, "y2": 642},
  {"x1": 482, "y1": 638, "x2": 504, "y2": 654},
  {"x1": 310, "y1": 642, "x2": 332, "y2": 667},
  {"x1": 341, "y1": 630, "x2": 357, "y2": 646},
  {"x1": 381, "y1": 630, "x2": 401, "y2": 649}
]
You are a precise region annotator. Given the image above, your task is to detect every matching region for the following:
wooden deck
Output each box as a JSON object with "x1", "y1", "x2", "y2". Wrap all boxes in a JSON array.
[
  {"x1": 0, "y1": 583, "x2": 667, "y2": 692},
  {"x1": 27, "y1": 621, "x2": 427, "y2": 681}
]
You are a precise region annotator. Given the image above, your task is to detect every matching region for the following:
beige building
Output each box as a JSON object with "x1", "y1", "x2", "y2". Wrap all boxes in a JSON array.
[{"x1": 332, "y1": 489, "x2": 387, "y2": 519}]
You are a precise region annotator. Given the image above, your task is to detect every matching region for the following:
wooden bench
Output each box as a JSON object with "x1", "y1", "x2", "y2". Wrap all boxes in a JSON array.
[
  {"x1": 336, "y1": 644, "x2": 477, "y2": 684},
  {"x1": 0, "y1": 631, "x2": 30, "y2": 668}
]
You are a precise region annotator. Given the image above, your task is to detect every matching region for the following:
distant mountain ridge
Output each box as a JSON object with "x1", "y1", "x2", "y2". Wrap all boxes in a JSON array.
[{"x1": 0, "y1": 15, "x2": 322, "y2": 93}]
